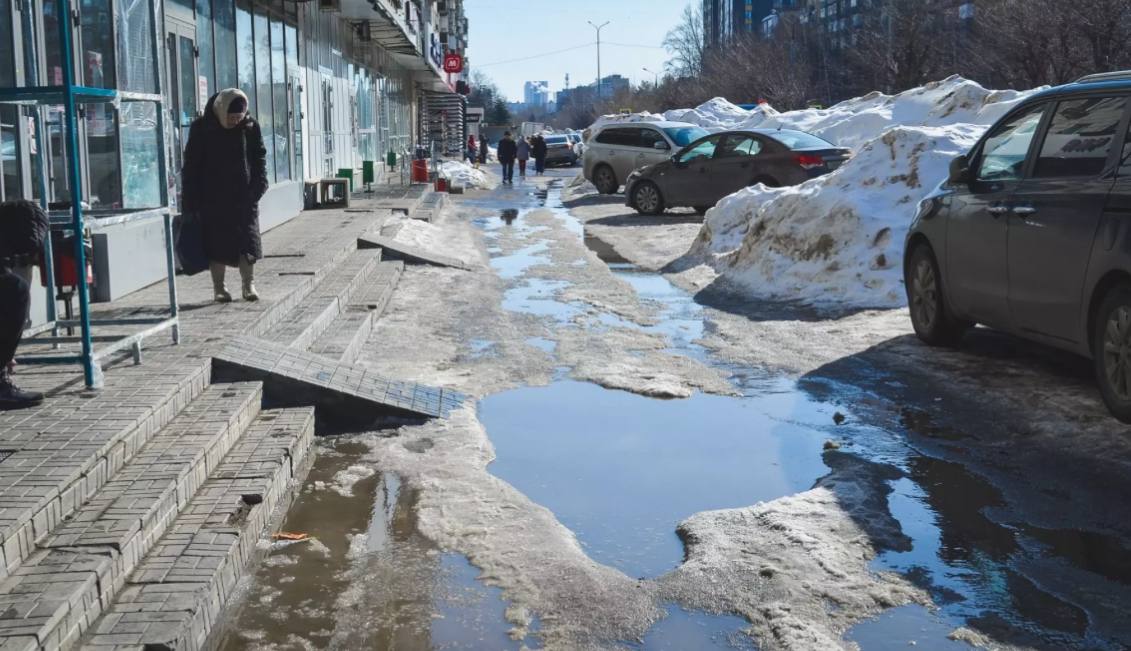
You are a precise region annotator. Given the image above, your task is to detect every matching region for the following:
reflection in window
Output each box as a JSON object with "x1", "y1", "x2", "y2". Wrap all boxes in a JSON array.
[
  {"x1": 196, "y1": 0, "x2": 214, "y2": 97},
  {"x1": 0, "y1": 106, "x2": 21, "y2": 200},
  {"x1": 43, "y1": 0, "x2": 63, "y2": 85},
  {"x1": 235, "y1": 2, "x2": 255, "y2": 115},
  {"x1": 270, "y1": 19, "x2": 289, "y2": 181},
  {"x1": 1035, "y1": 97, "x2": 1127, "y2": 178},
  {"x1": 84, "y1": 102, "x2": 121, "y2": 207},
  {"x1": 214, "y1": 0, "x2": 237, "y2": 90},
  {"x1": 116, "y1": 0, "x2": 157, "y2": 93},
  {"x1": 253, "y1": 10, "x2": 273, "y2": 182},
  {"x1": 81, "y1": 0, "x2": 116, "y2": 88},
  {"x1": 977, "y1": 105, "x2": 1045, "y2": 182},
  {"x1": 120, "y1": 102, "x2": 161, "y2": 209}
]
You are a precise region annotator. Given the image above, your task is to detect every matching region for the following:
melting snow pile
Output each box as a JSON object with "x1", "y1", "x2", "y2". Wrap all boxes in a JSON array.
[
  {"x1": 441, "y1": 160, "x2": 495, "y2": 189},
  {"x1": 663, "y1": 76, "x2": 1041, "y2": 309}
]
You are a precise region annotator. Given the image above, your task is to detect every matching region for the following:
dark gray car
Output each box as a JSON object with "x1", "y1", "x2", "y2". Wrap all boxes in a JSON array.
[
  {"x1": 624, "y1": 129, "x2": 850, "y2": 215},
  {"x1": 904, "y1": 72, "x2": 1131, "y2": 421}
]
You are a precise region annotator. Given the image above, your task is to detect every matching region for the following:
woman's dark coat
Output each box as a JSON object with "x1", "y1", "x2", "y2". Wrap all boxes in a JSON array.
[
  {"x1": 497, "y1": 137, "x2": 518, "y2": 164},
  {"x1": 532, "y1": 136, "x2": 548, "y2": 160},
  {"x1": 181, "y1": 93, "x2": 269, "y2": 267}
]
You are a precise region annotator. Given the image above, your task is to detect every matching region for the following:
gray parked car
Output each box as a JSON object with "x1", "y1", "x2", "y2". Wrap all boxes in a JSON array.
[
  {"x1": 543, "y1": 135, "x2": 578, "y2": 167},
  {"x1": 904, "y1": 71, "x2": 1131, "y2": 421},
  {"x1": 624, "y1": 129, "x2": 850, "y2": 215}
]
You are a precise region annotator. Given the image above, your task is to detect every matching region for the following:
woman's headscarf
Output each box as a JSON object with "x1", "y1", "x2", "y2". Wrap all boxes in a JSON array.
[{"x1": 212, "y1": 88, "x2": 250, "y2": 129}]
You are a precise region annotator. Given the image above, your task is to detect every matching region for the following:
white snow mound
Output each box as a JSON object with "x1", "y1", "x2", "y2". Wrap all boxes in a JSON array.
[
  {"x1": 677, "y1": 76, "x2": 1043, "y2": 309},
  {"x1": 441, "y1": 160, "x2": 496, "y2": 189}
]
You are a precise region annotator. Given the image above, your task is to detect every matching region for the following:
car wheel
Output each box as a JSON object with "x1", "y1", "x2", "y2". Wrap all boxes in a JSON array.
[
  {"x1": 632, "y1": 181, "x2": 665, "y2": 216},
  {"x1": 594, "y1": 165, "x2": 618, "y2": 194},
  {"x1": 905, "y1": 244, "x2": 969, "y2": 346},
  {"x1": 694, "y1": 206, "x2": 711, "y2": 215},
  {"x1": 1093, "y1": 285, "x2": 1131, "y2": 422}
]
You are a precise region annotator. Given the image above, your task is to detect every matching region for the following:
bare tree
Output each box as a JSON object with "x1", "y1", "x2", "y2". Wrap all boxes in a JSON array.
[{"x1": 663, "y1": 3, "x2": 705, "y2": 78}]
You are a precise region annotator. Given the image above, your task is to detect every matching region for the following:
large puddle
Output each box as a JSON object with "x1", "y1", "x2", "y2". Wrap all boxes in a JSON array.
[
  {"x1": 219, "y1": 439, "x2": 530, "y2": 650},
  {"x1": 473, "y1": 177, "x2": 1131, "y2": 649}
]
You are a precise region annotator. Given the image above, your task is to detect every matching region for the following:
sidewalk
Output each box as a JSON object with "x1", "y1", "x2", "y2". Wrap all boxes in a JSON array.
[{"x1": 0, "y1": 194, "x2": 418, "y2": 581}]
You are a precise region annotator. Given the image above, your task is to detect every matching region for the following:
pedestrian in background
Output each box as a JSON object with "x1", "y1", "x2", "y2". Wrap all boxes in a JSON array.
[
  {"x1": 467, "y1": 135, "x2": 478, "y2": 167},
  {"x1": 182, "y1": 88, "x2": 269, "y2": 304},
  {"x1": 497, "y1": 132, "x2": 517, "y2": 184},
  {"x1": 0, "y1": 200, "x2": 48, "y2": 410},
  {"x1": 532, "y1": 134, "x2": 548, "y2": 175},
  {"x1": 479, "y1": 137, "x2": 489, "y2": 166},
  {"x1": 516, "y1": 136, "x2": 531, "y2": 179}
]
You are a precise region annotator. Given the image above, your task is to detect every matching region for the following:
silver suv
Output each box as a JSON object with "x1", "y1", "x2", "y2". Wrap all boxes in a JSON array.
[{"x1": 583, "y1": 121, "x2": 708, "y2": 194}]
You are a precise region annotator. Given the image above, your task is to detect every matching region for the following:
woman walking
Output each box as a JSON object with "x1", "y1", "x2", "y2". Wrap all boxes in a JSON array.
[
  {"x1": 182, "y1": 88, "x2": 269, "y2": 303},
  {"x1": 532, "y1": 134, "x2": 548, "y2": 175},
  {"x1": 467, "y1": 134, "x2": 478, "y2": 167},
  {"x1": 516, "y1": 136, "x2": 531, "y2": 179}
]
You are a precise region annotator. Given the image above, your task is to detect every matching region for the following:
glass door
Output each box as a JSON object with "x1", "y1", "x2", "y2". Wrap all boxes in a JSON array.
[{"x1": 165, "y1": 19, "x2": 197, "y2": 202}]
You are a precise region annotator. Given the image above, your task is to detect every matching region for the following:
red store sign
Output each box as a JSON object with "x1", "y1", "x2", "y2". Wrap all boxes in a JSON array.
[{"x1": 443, "y1": 53, "x2": 464, "y2": 74}]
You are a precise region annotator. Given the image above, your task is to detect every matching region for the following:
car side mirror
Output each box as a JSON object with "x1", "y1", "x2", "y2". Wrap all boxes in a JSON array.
[
  {"x1": 949, "y1": 155, "x2": 971, "y2": 185},
  {"x1": 654, "y1": 141, "x2": 669, "y2": 151}
]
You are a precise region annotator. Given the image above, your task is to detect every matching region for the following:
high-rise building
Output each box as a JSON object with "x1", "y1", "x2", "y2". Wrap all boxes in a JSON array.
[
  {"x1": 704, "y1": 0, "x2": 775, "y2": 47},
  {"x1": 524, "y1": 81, "x2": 551, "y2": 110}
]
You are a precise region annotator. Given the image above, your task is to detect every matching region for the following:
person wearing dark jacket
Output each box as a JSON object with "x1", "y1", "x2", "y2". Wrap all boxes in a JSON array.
[
  {"x1": 532, "y1": 135, "x2": 548, "y2": 175},
  {"x1": 497, "y1": 132, "x2": 518, "y2": 184},
  {"x1": 479, "y1": 138, "x2": 489, "y2": 166},
  {"x1": 0, "y1": 200, "x2": 49, "y2": 409},
  {"x1": 181, "y1": 88, "x2": 269, "y2": 303}
]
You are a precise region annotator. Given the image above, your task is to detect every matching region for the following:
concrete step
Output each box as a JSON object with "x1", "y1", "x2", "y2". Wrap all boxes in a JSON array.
[
  {"x1": 261, "y1": 249, "x2": 383, "y2": 350},
  {"x1": 0, "y1": 383, "x2": 264, "y2": 651},
  {"x1": 308, "y1": 260, "x2": 404, "y2": 364},
  {"x1": 78, "y1": 407, "x2": 315, "y2": 651}
]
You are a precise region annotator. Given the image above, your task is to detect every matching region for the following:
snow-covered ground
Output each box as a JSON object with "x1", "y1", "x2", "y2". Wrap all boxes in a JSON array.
[{"x1": 589, "y1": 77, "x2": 1041, "y2": 309}]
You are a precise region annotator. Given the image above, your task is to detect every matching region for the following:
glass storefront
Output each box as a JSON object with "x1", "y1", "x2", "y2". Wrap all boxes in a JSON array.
[
  {"x1": 214, "y1": 0, "x2": 237, "y2": 90},
  {"x1": 195, "y1": 0, "x2": 214, "y2": 97},
  {"x1": 116, "y1": 0, "x2": 158, "y2": 93},
  {"x1": 253, "y1": 8, "x2": 273, "y2": 181},
  {"x1": 270, "y1": 18, "x2": 288, "y2": 181},
  {"x1": 235, "y1": 1, "x2": 254, "y2": 114}
]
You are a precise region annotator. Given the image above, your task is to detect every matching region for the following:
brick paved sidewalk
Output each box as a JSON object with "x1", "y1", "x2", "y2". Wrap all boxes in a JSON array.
[{"x1": 0, "y1": 199, "x2": 395, "y2": 581}]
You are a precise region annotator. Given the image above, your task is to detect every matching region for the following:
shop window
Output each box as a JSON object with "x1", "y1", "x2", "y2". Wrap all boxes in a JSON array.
[
  {"x1": 43, "y1": 0, "x2": 64, "y2": 85},
  {"x1": 116, "y1": 0, "x2": 158, "y2": 93},
  {"x1": 84, "y1": 102, "x2": 121, "y2": 207},
  {"x1": 235, "y1": 1, "x2": 255, "y2": 115},
  {"x1": 214, "y1": 0, "x2": 237, "y2": 90},
  {"x1": 0, "y1": 106, "x2": 21, "y2": 200},
  {"x1": 270, "y1": 19, "x2": 288, "y2": 181},
  {"x1": 120, "y1": 102, "x2": 161, "y2": 208},
  {"x1": 253, "y1": 9, "x2": 273, "y2": 182},
  {"x1": 0, "y1": 0, "x2": 15, "y2": 87},
  {"x1": 196, "y1": 0, "x2": 215, "y2": 98},
  {"x1": 81, "y1": 0, "x2": 116, "y2": 88}
]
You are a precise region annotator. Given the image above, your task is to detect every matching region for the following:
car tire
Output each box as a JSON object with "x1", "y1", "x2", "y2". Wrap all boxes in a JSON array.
[
  {"x1": 905, "y1": 244, "x2": 969, "y2": 346},
  {"x1": 632, "y1": 181, "x2": 665, "y2": 216},
  {"x1": 593, "y1": 165, "x2": 618, "y2": 194},
  {"x1": 1092, "y1": 284, "x2": 1131, "y2": 423}
]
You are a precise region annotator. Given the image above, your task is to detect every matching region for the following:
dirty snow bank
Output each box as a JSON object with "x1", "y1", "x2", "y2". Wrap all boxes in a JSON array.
[
  {"x1": 673, "y1": 77, "x2": 1039, "y2": 309},
  {"x1": 441, "y1": 160, "x2": 496, "y2": 189}
]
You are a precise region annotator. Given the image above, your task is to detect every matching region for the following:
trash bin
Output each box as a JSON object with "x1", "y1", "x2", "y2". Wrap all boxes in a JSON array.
[
  {"x1": 435, "y1": 177, "x2": 448, "y2": 192},
  {"x1": 411, "y1": 159, "x2": 429, "y2": 184}
]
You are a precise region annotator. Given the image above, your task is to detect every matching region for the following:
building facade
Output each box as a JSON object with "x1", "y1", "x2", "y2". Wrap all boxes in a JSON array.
[
  {"x1": 523, "y1": 81, "x2": 549, "y2": 110},
  {"x1": 704, "y1": 0, "x2": 774, "y2": 47},
  {"x1": 0, "y1": 0, "x2": 468, "y2": 305}
]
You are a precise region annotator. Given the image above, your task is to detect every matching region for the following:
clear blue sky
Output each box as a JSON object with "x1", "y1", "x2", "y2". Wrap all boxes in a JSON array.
[{"x1": 464, "y1": 0, "x2": 691, "y2": 101}]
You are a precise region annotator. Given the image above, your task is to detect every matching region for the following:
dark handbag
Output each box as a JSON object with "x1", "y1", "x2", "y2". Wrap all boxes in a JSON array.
[{"x1": 174, "y1": 211, "x2": 209, "y2": 276}]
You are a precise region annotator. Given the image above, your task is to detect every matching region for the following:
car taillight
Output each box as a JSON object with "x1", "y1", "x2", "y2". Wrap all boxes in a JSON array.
[{"x1": 796, "y1": 154, "x2": 826, "y2": 170}]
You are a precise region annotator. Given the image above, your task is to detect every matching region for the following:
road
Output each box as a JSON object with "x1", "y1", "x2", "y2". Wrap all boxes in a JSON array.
[{"x1": 219, "y1": 168, "x2": 1131, "y2": 651}]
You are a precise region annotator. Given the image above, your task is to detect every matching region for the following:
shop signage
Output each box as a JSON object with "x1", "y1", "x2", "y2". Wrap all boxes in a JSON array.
[
  {"x1": 429, "y1": 32, "x2": 443, "y2": 68},
  {"x1": 443, "y1": 53, "x2": 463, "y2": 73}
]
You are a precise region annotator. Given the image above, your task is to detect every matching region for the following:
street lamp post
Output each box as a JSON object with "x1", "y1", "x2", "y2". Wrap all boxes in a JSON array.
[
  {"x1": 643, "y1": 67, "x2": 659, "y2": 86},
  {"x1": 588, "y1": 20, "x2": 610, "y2": 100}
]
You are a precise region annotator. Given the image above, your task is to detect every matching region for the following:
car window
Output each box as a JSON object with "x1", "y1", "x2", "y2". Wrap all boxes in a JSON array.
[
  {"x1": 596, "y1": 128, "x2": 634, "y2": 146},
  {"x1": 765, "y1": 130, "x2": 835, "y2": 150},
  {"x1": 678, "y1": 135, "x2": 722, "y2": 163},
  {"x1": 1034, "y1": 96, "x2": 1127, "y2": 178},
  {"x1": 977, "y1": 104, "x2": 1047, "y2": 182},
  {"x1": 717, "y1": 134, "x2": 762, "y2": 158},
  {"x1": 639, "y1": 128, "x2": 669, "y2": 150},
  {"x1": 663, "y1": 126, "x2": 710, "y2": 147},
  {"x1": 1120, "y1": 121, "x2": 1131, "y2": 177}
]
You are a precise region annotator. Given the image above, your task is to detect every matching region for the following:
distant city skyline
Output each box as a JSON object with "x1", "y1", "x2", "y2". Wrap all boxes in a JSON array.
[{"x1": 464, "y1": 0, "x2": 688, "y2": 100}]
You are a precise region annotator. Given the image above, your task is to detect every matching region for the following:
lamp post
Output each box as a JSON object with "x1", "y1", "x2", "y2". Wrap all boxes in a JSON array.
[
  {"x1": 643, "y1": 67, "x2": 659, "y2": 87},
  {"x1": 587, "y1": 20, "x2": 610, "y2": 100}
]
